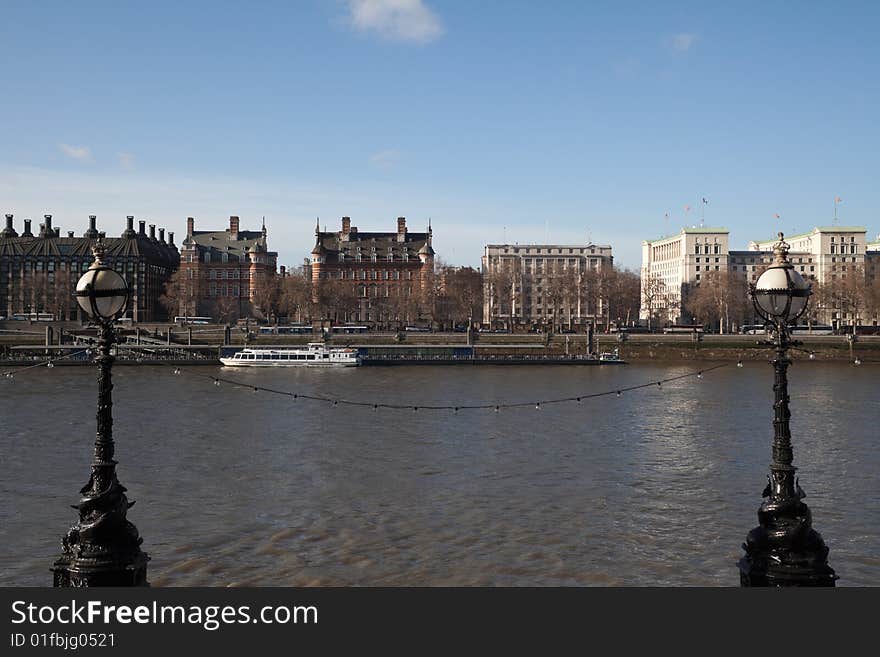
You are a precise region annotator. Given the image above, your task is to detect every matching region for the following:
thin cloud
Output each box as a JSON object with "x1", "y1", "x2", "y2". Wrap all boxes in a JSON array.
[
  {"x1": 369, "y1": 149, "x2": 402, "y2": 170},
  {"x1": 347, "y1": 0, "x2": 444, "y2": 44},
  {"x1": 670, "y1": 33, "x2": 698, "y2": 52},
  {"x1": 58, "y1": 144, "x2": 93, "y2": 163},
  {"x1": 117, "y1": 152, "x2": 135, "y2": 169}
]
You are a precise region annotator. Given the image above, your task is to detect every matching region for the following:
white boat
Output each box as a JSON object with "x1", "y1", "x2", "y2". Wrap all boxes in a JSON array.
[
  {"x1": 220, "y1": 343, "x2": 360, "y2": 367},
  {"x1": 598, "y1": 349, "x2": 625, "y2": 363}
]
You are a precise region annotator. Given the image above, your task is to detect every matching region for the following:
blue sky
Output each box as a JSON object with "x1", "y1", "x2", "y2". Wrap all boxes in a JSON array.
[{"x1": 2, "y1": 1, "x2": 878, "y2": 269}]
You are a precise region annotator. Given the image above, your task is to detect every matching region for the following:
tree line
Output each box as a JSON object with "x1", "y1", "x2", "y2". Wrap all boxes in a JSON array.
[{"x1": 642, "y1": 268, "x2": 880, "y2": 333}]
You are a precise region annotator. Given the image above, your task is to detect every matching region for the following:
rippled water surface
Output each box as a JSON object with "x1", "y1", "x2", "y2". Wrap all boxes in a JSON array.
[{"x1": 1, "y1": 361, "x2": 877, "y2": 586}]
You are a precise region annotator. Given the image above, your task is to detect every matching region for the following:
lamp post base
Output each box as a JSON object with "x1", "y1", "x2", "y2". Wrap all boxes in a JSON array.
[
  {"x1": 52, "y1": 553, "x2": 149, "y2": 587},
  {"x1": 738, "y1": 495, "x2": 836, "y2": 587}
]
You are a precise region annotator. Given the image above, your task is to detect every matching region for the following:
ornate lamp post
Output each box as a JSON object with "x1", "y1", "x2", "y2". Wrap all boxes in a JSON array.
[
  {"x1": 738, "y1": 233, "x2": 836, "y2": 586},
  {"x1": 53, "y1": 237, "x2": 149, "y2": 586}
]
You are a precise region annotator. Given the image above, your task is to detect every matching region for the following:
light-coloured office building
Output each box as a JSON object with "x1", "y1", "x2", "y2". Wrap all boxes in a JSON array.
[
  {"x1": 639, "y1": 227, "x2": 730, "y2": 324},
  {"x1": 748, "y1": 226, "x2": 868, "y2": 285},
  {"x1": 481, "y1": 242, "x2": 613, "y2": 329},
  {"x1": 640, "y1": 224, "x2": 878, "y2": 328}
]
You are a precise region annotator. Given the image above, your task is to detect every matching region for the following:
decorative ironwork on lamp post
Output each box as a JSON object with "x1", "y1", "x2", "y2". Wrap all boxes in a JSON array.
[
  {"x1": 738, "y1": 232, "x2": 836, "y2": 586},
  {"x1": 52, "y1": 236, "x2": 149, "y2": 586}
]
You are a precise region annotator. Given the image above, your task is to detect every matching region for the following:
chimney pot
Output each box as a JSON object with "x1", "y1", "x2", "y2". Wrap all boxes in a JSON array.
[
  {"x1": 139, "y1": 220, "x2": 146, "y2": 235},
  {"x1": 229, "y1": 215, "x2": 240, "y2": 236},
  {"x1": 54, "y1": 227, "x2": 60, "y2": 238},
  {"x1": 23, "y1": 219, "x2": 33, "y2": 236},
  {"x1": 68, "y1": 231, "x2": 74, "y2": 238},
  {"x1": 397, "y1": 216, "x2": 406, "y2": 232},
  {"x1": 159, "y1": 228, "x2": 165, "y2": 243},
  {"x1": 342, "y1": 216, "x2": 351, "y2": 234},
  {"x1": 168, "y1": 231, "x2": 175, "y2": 245},
  {"x1": 187, "y1": 217, "x2": 195, "y2": 236},
  {"x1": 149, "y1": 224, "x2": 156, "y2": 239}
]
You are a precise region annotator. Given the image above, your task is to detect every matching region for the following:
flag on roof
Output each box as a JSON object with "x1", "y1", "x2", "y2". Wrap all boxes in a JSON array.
[
  {"x1": 702, "y1": 197, "x2": 708, "y2": 204},
  {"x1": 835, "y1": 196, "x2": 843, "y2": 203},
  {"x1": 684, "y1": 205, "x2": 691, "y2": 213},
  {"x1": 775, "y1": 213, "x2": 780, "y2": 219}
]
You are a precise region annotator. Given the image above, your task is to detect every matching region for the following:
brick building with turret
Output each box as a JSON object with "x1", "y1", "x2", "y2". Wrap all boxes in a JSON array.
[
  {"x1": 309, "y1": 216, "x2": 435, "y2": 326},
  {"x1": 177, "y1": 215, "x2": 277, "y2": 320}
]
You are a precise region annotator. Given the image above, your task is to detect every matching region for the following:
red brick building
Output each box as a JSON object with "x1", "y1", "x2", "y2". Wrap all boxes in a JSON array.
[
  {"x1": 178, "y1": 215, "x2": 277, "y2": 320},
  {"x1": 310, "y1": 216, "x2": 435, "y2": 326}
]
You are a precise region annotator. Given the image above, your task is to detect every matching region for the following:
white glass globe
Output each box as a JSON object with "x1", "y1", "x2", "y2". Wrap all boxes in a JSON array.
[
  {"x1": 76, "y1": 266, "x2": 128, "y2": 319},
  {"x1": 753, "y1": 265, "x2": 810, "y2": 321}
]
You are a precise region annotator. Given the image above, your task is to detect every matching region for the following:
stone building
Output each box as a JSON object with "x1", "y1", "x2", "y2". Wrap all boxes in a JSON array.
[
  {"x1": 177, "y1": 215, "x2": 277, "y2": 320},
  {"x1": 640, "y1": 224, "x2": 878, "y2": 329},
  {"x1": 0, "y1": 214, "x2": 178, "y2": 322},
  {"x1": 309, "y1": 216, "x2": 435, "y2": 326},
  {"x1": 481, "y1": 241, "x2": 614, "y2": 330},
  {"x1": 639, "y1": 227, "x2": 732, "y2": 325}
]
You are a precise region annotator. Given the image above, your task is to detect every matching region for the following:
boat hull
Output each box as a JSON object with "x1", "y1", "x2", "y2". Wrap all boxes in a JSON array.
[{"x1": 219, "y1": 358, "x2": 359, "y2": 367}]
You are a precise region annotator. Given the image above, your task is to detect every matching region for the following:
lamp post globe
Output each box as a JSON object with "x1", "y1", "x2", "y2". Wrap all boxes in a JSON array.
[
  {"x1": 738, "y1": 233, "x2": 836, "y2": 587},
  {"x1": 53, "y1": 237, "x2": 149, "y2": 587}
]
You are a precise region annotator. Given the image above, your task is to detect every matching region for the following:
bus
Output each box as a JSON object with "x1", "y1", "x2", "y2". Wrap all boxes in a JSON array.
[
  {"x1": 662, "y1": 324, "x2": 704, "y2": 334},
  {"x1": 258, "y1": 325, "x2": 313, "y2": 335},
  {"x1": 11, "y1": 312, "x2": 54, "y2": 321},
  {"x1": 791, "y1": 324, "x2": 834, "y2": 336},
  {"x1": 174, "y1": 316, "x2": 212, "y2": 325},
  {"x1": 331, "y1": 325, "x2": 369, "y2": 334},
  {"x1": 741, "y1": 324, "x2": 767, "y2": 335}
]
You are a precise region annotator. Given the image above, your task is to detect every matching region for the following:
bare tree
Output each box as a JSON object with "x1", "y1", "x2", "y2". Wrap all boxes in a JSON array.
[
  {"x1": 684, "y1": 270, "x2": 749, "y2": 333},
  {"x1": 280, "y1": 271, "x2": 314, "y2": 324},
  {"x1": 641, "y1": 272, "x2": 669, "y2": 329},
  {"x1": 160, "y1": 268, "x2": 199, "y2": 320},
  {"x1": 251, "y1": 274, "x2": 282, "y2": 324}
]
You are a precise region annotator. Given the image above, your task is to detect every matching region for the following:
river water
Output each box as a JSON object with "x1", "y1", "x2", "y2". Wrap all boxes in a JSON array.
[{"x1": 0, "y1": 361, "x2": 877, "y2": 586}]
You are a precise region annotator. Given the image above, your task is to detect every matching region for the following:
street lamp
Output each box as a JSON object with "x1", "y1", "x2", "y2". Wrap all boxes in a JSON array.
[
  {"x1": 52, "y1": 237, "x2": 149, "y2": 586},
  {"x1": 738, "y1": 232, "x2": 836, "y2": 586}
]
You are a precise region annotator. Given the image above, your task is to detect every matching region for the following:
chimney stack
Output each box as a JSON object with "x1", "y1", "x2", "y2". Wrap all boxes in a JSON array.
[
  {"x1": 122, "y1": 215, "x2": 136, "y2": 238},
  {"x1": 139, "y1": 220, "x2": 146, "y2": 235},
  {"x1": 54, "y1": 227, "x2": 60, "y2": 238},
  {"x1": 229, "y1": 215, "x2": 239, "y2": 237},
  {"x1": 280, "y1": 265, "x2": 286, "y2": 276},
  {"x1": 187, "y1": 217, "x2": 195, "y2": 237},
  {"x1": 41, "y1": 214, "x2": 53, "y2": 237},
  {"x1": 159, "y1": 228, "x2": 165, "y2": 243},
  {"x1": 85, "y1": 215, "x2": 98, "y2": 239},
  {"x1": 23, "y1": 219, "x2": 33, "y2": 236},
  {"x1": 68, "y1": 231, "x2": 74, "y2": 238},
  {"x1": 342, "y1": 216, "x2": 351, "y2": 234},
  {"x1": 1, "y1": 214, "x2": 17, "y2": 237},
  {"x1": 397, "y1": 216, "x2": 406, "y2": 242},
  {"x1": 168, "y1": 231, "x2": 175, "y2": 246},
  {"x1": 149, "y1": 224, "x2": 156, "y2": 240}
]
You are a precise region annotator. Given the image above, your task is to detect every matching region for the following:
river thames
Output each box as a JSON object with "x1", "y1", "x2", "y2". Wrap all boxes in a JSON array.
[{"x1": 0, "y1": 362, "x2": 877, "y2": 586}]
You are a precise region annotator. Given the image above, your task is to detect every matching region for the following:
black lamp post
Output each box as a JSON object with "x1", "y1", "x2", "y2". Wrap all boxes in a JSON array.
[
  {"x1": 738, "y1": 232, "x2": 836, "y2": 586},
  {"x1": 52, "y1": 237, "x2": 149, "y2": 586}
]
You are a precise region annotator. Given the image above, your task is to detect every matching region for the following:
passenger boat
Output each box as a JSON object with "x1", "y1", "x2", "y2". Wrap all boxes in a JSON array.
[
  {"x1": 598, "y1": 349, "x2": 625, "y2": 363},
  {"x1": 219, "y1": 343, "x2": 360, "y2": 367}
]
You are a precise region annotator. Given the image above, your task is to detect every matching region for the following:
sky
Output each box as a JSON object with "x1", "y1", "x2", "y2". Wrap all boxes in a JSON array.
[{"x1": 2, "y1": 0, "x2": 879, "y2": 269}]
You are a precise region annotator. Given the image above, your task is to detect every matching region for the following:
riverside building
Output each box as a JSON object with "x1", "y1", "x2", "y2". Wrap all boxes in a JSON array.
[
  {"x1": 309, "y1": 216, "x2": 435, "y2": 326},
  {"x1": 0, "y1": 214, "x2": 178, "y2": 322},
  {"x1": 640, "y1": 224, "x2": 878, "y2": 329},
  {"x1": 481, "y1": 241, "x2": 614, "y2": 330},
  {"x1": 639, "y1": 227, "x2": 730, "y2": 325},
  {"x1": 177, "y1": 215, "x2": 278, "y2": 321}
]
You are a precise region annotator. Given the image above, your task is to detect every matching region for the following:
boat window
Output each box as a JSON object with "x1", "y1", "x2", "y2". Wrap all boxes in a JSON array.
[{"x1": 248, "y1": 354, "x2": 256, "y2": 360}]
